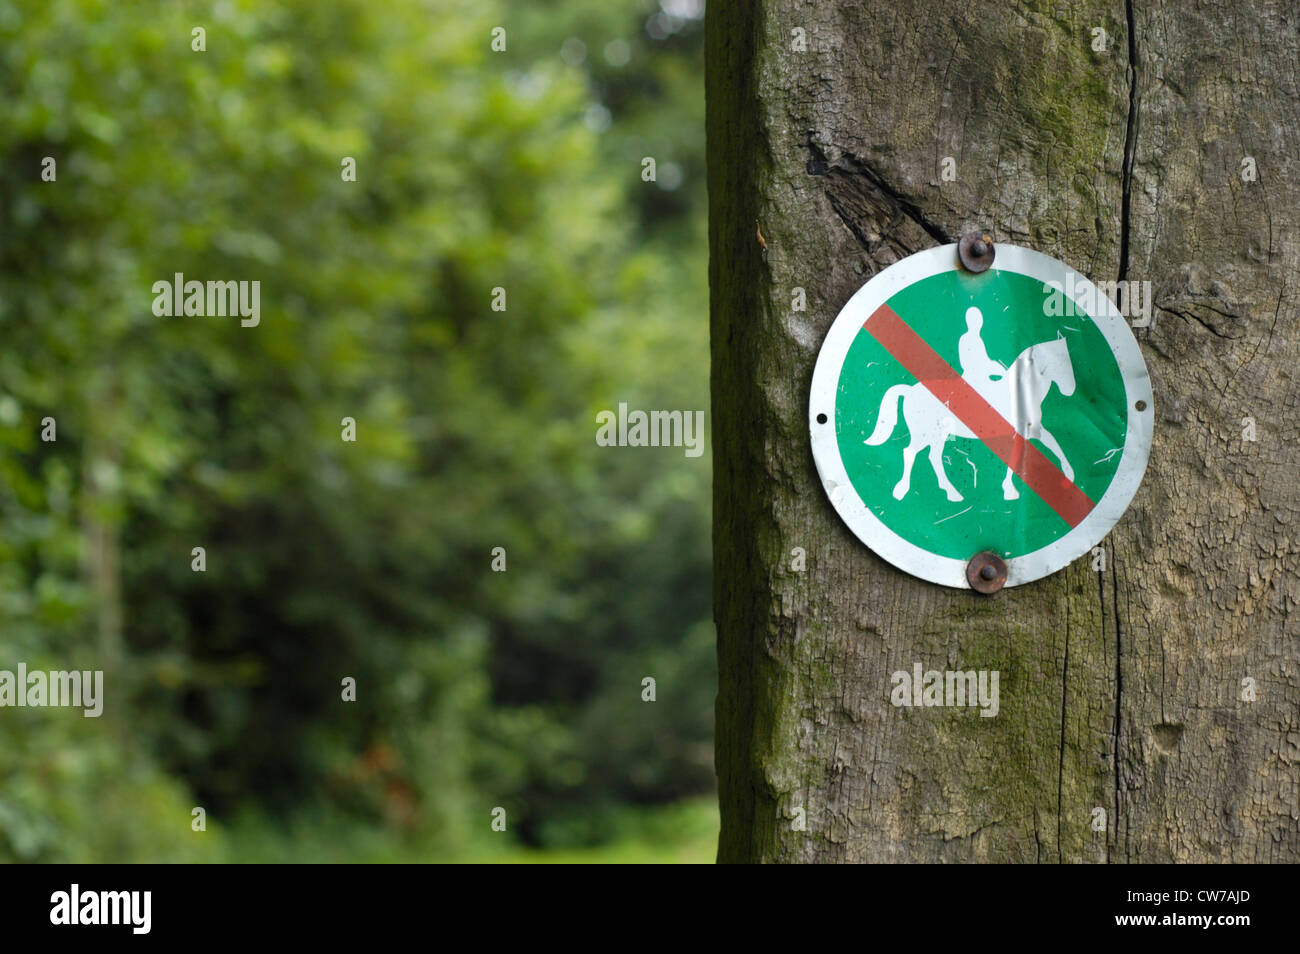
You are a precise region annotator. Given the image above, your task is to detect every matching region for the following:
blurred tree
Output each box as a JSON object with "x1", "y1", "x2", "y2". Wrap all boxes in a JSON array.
[{"x1": 0, "y1": 0, "x2": 711, "y2": 859}]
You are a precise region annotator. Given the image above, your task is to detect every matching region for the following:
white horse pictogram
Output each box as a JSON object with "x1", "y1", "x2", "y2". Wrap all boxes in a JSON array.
[{"x1": 864, "y1": 307, "x2": 1077, "y2": 503}]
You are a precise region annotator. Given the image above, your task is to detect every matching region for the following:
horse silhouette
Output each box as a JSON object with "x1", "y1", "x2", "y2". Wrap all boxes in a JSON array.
[{"x1": 865, "y1": 335, "x2": 1076, "y2": 503}]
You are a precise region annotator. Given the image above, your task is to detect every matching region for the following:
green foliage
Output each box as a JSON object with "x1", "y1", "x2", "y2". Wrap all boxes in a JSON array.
[{"x1": 0, "y1": 0, "x2": 711, "y2": 860}]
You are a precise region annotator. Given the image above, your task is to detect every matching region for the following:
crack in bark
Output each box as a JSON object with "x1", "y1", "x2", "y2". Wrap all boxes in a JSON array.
[
  {"x1": 1118, "y1": 0, "x2": 1139, "y2": 284},
  {"x1": 1034, "y1": 808, "x2": 1043, "y2": 863},
  {"x1": 1057, "y1": 606, "x2": 1070, "y2": 863},
  {"x1": 1111, "y1": 556, "x2": 1125, "y2": 862},
  {"x1": 825, "y1": 190, "x2": 880, "y2": 252},
  {"x1": 1107, "y1": 0, "x2": 1140, "y2": 864},
  {"x1": 1095, "y1": 563, "x2": 1110, "y2": 863},
  {"x1": 1157, "y1": 305, "x2": 1243, "y2": 339},
  {"x1": 804, "y1": 135, "x2": 953, "y2": 249}
]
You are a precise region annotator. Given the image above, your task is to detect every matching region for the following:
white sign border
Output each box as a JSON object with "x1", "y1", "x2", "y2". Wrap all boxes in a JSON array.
[{"x1": 808, "y1": 243, "x2": 1154, "y2": 589}]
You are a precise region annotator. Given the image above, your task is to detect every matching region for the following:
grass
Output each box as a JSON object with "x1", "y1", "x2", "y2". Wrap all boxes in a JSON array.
[
  {"x1": 489, "y1": 797, "x2": 719, "y2": 864},
  {"x1": 219, "y1": 796, "x2": 719, "y2": 864}
]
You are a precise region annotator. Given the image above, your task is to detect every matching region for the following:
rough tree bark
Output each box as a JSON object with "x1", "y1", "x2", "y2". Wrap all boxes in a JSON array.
[{"x1": 709, "y1": 0, "x2": 1300, "y2": 862}]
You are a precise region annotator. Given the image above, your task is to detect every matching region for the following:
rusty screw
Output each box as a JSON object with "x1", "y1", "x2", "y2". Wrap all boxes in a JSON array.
[
  {"x1": 966, "y1": 551, "x2": 1007, "y2": 594},
  {"x1": 958, "y1": 230, "x2": 996, "y2": 273}
]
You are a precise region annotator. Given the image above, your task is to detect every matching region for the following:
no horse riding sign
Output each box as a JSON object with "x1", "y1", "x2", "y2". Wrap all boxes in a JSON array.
[{"x1": 809, "y1": 235, "x2": 1153, "y2": 591}]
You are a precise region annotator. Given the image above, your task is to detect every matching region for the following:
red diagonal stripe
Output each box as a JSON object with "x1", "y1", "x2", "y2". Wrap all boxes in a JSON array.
[{"x1": 863, "y1": 303, "x2": 1095, "y2": 528}]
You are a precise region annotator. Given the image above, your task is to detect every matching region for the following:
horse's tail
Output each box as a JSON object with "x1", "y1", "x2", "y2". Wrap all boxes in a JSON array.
[{"x1": 865, "y1": 384, "x2": 910, "y2": 445}]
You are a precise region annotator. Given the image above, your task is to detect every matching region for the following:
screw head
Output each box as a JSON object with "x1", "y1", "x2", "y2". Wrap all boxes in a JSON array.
[
  {"x1": 958, "y1": 230, "x2": 996, "y2": 273},
  {"x1": 966, "y1": 551, "x2": 1008, "y2": 594}
]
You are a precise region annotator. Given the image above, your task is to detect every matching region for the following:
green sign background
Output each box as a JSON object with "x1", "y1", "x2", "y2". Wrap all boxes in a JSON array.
[{"x1": 835, "y1": 269, "x2": 1128, "y2": 560}]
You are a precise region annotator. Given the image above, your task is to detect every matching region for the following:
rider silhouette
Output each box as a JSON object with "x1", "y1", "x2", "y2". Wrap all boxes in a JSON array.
[{"x1": 958, "y1": 306, "x2": 1005, "y2": 390}]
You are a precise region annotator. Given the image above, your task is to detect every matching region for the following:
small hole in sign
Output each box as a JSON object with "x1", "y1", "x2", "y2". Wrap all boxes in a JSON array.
[
  {"x1": 816, "y1": 413, "x2": 828, "y2": 424},
  {"x1": 1135, "y1": 400, "x2": 1147, "y2": 411}
]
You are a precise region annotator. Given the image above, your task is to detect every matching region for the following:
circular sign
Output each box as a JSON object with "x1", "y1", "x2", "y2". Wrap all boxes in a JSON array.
[{"x1": 809, "y1": 243, "x2": 1153, "y2": 589}]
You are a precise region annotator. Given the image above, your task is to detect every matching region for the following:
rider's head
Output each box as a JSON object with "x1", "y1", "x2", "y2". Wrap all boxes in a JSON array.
[{"x1": 965, "y1": 306, "x2": 983, "y2": 331}]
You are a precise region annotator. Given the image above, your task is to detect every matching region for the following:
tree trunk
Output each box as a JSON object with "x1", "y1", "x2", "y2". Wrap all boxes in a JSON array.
[{"x1": 709, "y1": 0, "x2": 1300, "y2": 863}]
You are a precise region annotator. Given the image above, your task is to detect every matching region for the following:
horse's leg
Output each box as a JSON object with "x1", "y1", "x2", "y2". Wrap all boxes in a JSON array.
[
  {"x1": 928, "y1": 436, "x2": 963, "y2": 502},
  {"x1": 1035, "y1": 425, "x2": 1074, "y2": 481},
  {"x1": 893, "y1": 436, "x2": 922, "y2": 500},
  {"x1": 1002, "y1": 466, "x2": 1019, "y2": 500}
]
